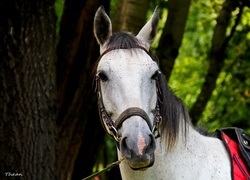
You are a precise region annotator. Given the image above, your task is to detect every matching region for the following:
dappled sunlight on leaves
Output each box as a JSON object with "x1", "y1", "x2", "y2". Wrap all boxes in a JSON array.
[{"x1": 167, "y1": 0, "x2": 250, "y2": 132}]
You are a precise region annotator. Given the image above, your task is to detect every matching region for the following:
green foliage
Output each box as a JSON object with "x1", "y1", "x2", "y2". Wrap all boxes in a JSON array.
[
  {"x1": 92, "y1": 135, "x2": 117, "y2": 173},
  {"x1": 55, "y1": 0, "x2": 65, "y2": 38},
  {"x1": 168, "y1": 0, "x2": 220, "y2": 108},
  {"x1": 168, "y1": 0, "x2": 250, "y2": 133},
  {"x1": 201, "y1": 8, "x2": 250, "y2": 132},
  {"x1": 110, "y1": 0, "x2": 119, "y2": 20}
]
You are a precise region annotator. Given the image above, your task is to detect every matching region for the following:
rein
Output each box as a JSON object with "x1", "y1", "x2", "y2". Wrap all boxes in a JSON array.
[{"x1": 95, "y1": 45, "x2": 162, "y2": 142}]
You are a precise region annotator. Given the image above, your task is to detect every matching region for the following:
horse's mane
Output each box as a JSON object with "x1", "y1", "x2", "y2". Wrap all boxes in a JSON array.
[
  {"x1": 158, "y1": 73, "x2": 190, "y2": 151},
  {"x1": 95, "y1": 32, "x2": 190, "y2": 151}
]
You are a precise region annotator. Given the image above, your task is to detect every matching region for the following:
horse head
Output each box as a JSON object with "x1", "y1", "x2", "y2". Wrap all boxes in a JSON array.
[{"x1": 93, "y1": 6, "x2": 160, "y2": 170}]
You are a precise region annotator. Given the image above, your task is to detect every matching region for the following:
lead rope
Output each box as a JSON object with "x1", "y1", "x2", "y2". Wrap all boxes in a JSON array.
[{"x1": 82, "y1": 156, "x2": 125, "y2": 180}]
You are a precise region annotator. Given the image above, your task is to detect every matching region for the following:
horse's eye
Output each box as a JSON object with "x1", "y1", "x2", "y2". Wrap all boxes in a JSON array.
[
  {"x1": 151, "y1": 70, "x2": 159, "y2": 80},
  {"x1": 98, "y1": 72, "x2": 108, "y2": 82}
]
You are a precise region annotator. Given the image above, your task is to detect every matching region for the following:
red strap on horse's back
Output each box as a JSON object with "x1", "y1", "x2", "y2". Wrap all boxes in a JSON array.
[{"x1": 222, "y1": 132, "x2": 250, "y2": 180}]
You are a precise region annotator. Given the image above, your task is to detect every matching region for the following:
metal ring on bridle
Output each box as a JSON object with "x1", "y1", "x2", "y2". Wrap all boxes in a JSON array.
[{"x1": 110, "y1": 125, "x2": 121, "y2": 142}]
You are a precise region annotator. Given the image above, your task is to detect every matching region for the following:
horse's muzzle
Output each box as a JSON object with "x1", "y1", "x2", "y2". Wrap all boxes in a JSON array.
[
  {"x1": 129, "y1": 154, "x2": 155, "y2": 171},
  {"x1": 120, "y1": 131, "x2": 156, "y2": 170}
]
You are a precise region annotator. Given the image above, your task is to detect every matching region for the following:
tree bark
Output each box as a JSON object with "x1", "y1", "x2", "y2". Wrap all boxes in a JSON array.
[
  {"x1": 190, "y1": 0, "x2": 240, "y2": 125},
  {"x1": 156, "y1": 0, "x2": 191, "y2": 81},
  {"x1": 56, "y1": 0, "x2": 108, "y2": 179},
  {"x1": 0, "y1": 1, "x2": 57, "y2": 179},
  {"x1": 113, "y1": 0, "x2": 150, "y2": 34}
]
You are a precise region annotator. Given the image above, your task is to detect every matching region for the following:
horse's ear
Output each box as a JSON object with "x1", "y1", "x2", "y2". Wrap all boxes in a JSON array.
[
  {"x1": 136, "y1": 7, "x2": 159, "y2": 50},
  {"x1": 94, "y1": 6, "x2": 112, "y2": 50}
]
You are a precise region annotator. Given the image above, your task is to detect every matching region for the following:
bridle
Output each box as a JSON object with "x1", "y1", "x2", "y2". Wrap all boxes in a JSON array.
[{"x1": 95, "y1": 45, "x2": 162, "y2": 143}]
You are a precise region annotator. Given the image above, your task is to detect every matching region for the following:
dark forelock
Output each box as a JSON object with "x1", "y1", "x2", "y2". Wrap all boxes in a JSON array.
[{"x1": 106, "y1": 32, "x2": 141, "y2": 50}]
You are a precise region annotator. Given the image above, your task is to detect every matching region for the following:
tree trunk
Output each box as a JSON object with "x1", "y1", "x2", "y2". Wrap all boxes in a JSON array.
[
  {"x1": 156, "y1": 0, "x2": 191, "y2": 81},
  {"x1": 113, "y1": 0, "x2": 150, "y2": 34},
  {"x1": 56, "y1": 0, "x2": 108, "y2": 179},
  {"x1": 0, "y1": 1, "x2": 57, "y2": 179},
  {"x1": 190, "y1": 0, "x2": 240, "y2": 125}
]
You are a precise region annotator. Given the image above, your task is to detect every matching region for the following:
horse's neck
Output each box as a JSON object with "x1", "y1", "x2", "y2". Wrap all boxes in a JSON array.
[{"x1": 118, "y1": 124, "x2": 231, "y2": 180}]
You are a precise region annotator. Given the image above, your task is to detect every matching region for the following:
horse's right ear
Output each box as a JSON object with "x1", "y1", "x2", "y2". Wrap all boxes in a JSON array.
[
  {"x1": 136, "y1": 6, "x2": 159, "y2": 50},
  {"x1": 94, "y1": 6, "x2": 112, "y2": 50}
]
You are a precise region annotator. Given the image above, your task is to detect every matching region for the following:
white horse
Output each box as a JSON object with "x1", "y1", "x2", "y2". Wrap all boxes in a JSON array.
[{"x1": 93, "y1": 6, "x2": 231, "y2": 180}]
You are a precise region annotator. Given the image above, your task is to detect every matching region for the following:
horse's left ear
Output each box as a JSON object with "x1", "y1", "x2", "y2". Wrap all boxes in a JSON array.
[{"x1": 136, "y1": 7, "x2": 159, "y2": 50}]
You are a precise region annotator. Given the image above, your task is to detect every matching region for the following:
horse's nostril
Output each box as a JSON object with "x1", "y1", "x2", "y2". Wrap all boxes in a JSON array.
[
  {"x1": 145, "y1": 134, "x2": 156, "y2": 154},
  {"x1": 120, "y1": 137, "x2": 132, "y2": 159}
]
